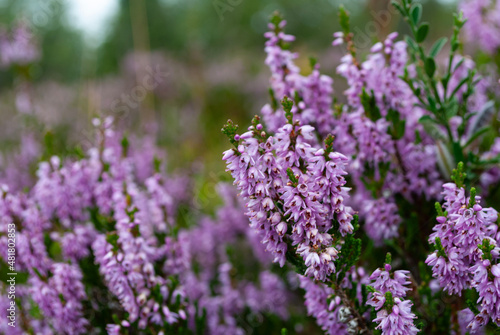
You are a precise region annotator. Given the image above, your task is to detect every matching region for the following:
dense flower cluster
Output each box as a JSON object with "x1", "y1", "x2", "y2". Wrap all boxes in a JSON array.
[
  {"x1": 261, "y1": 19, "x2": 335, "y2": 136},
  {"x1": 460, "y1": 0, "x2": 500, "y2": 54},
  {"x1": 0, "y1": 0, "x2": 500, "y2": 334},
  {"x1": 222, "y1": 4, "x2": 500, "y2": 333},
  {"x1": 367, "y1": 263, "x2": 419, "y2": 335},
  {"x1": 176, "y1": 184, "x2": 290, "y2": 335},
  {"x1": 300, "y1": 266, "x2": 370, "y2": 335},
  {"x1": 0, "y1": 21, "x2": 39, "y2": 67},
  {"x1": 426, "y1": 183, "x2": 499, "y2": 294},
  {"x1": 223, "y1": 117, "x2": 354, "y2": 281},
  {"x1": 333, "y1": 31, "x2": 442, "y2": 244},
  {"x1": 0, "y1": 133, "x2": 40, "y2": 192},
  {"x1": 223, "y1": 19, "x2": 359, "y2": 280},
  {"x1": 426, "y1": 181, "x2": 500, "y2": 332},
  {"x1": 481, "y1": 138, "x2": 500, "y2": 190},
  {"x1": 0, "y1": 119, "x2": 290, "y2": 334},
  {"x1": 361, "y1": 197, "x2": 401, "y2": 246}
]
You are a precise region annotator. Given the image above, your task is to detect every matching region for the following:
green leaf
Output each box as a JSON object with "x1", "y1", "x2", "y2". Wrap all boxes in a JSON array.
[
  {"x1": 222, "y1": 119, "x2": 240, "y2": 148},
  {"x1": 434, "y1": 202, "x2": 445, "y2": 217},
  {"x1": 466, "y1": 299, "x2": 480, "y2": 315},
  {"x1": 153, "y1": 156, "x2": 162, "y2": 173},
  {"x1": 418, "y1": 115, "x2": 436, "y2": 124},
  {"x1": 385, "y1": 252, "x2": 392, "y2": 265},
  {"x1": 429, "y1": 37, "x2": 448, "y2": 58},
  {"x1": 454, "y1": 11, "x2": 466, "y2": 29},
  {"x1": 338, "y1": 5, "x2": 350, "y2": 34},
  {"x1": 270, "y1": 12, "x2": 284, "y2": 29},
  {"x1": 387, "y1": 109, "x2": 406, "y2": 140},
  {"x1": 360, "y1": 88, "x2": 381, "y2": 122},
  {"x1": 436, "y1": 141, "x2": 454, "y2": 176},
  {"x1": 43, "y1": 131, "x2": 55, "y2": 160},
  {"x1": 281, "y1": 96, "x2": 294, "y2": 123},
  {"x1": 464, "y1": 126, "x2": 491, "y2": 149},
  {"x1": 478, "y1": 238, "x2": 495, "y2": 261},
  {"x1": 427, "y1": 95, "x2": 437, "y2": 111},
  {"x1": 324, "y1": 134, "x2": 335, "y2": 155},
  {"x1": 121, "y1": 134, "x2": 129, "y2": 156},
  {"x1": 451, "y1": 161, "x2": 466, "y2": 187},
  {"x1": 404, "y1": 36, "x2": 419, "y2": 52},
  {"x1": 416, "y1": 23, "x2": 429, "y2": 43},
  {"x1": 49, "y1": 241, "x2": 62, "y2": 259},
  {"x1": 391, "y1": 1, "x2": 406, "y2": 17},
  {"x1": 445, "y1": 99, "x2": 459, "y2": 119},
  {"x1": 309, "y1": 56, "x2": 317, "y2": 69},
  {"x1": 106, "y1": 233, "x2": 120, "y2": 252},
  {"x1": 451, "y1": 141, "x2": 464, "y2": 164},
  {"x1": 425, "y1": 57, "x2": 436, "y2": 78},
  {"x1": 468, "y1": 101, "x2": 495, "y2": 136},
  {"x1": 410, "y1": 4, "x2": 422, "y2": 25},
  {"x1": 286, "y1": 167, "x2": 299, "y2": 185},
  {"x1": 434, "y1": 237, "x2": 448, "y2": 258},
  {"x1": 420, "y1": 118, "x2": 447, "y2": 141},
  {"x1": 415, "y1": 129, "x2": 422, "y2": 144},
  {"x1": 468, "y1": 188, "x2": 477, "y2": 208},
  {"x1": 452, "y1": 57, "x2": 465, "y2": 72},
  {"x1": 269, "y1": 88, "x2": 278, "y2": 110}
]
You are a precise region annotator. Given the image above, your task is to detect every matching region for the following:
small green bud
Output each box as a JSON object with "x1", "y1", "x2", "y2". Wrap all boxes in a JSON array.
[
  {"x1": 309, "y1": 57, "x2": 317, "y2": 69},
  {"x1": 270, "y1": 11, "x2": 284, "y2": 33},
  {"x1": 366, "y1": 285, "x2": 377, "y2": 293},
  {"x1": 269, "y1": 88, "x2": 278, "y2": 111},
  {"x1": 281, "y1": 96, "x2": 294, "y2": 124},
  {"x1": 222, "y1": 119, "x2": 240, "y2": 148},
  {"x1": 478, "y1": 239, "x2": 494, "y2": 261},
  {"x1": 286, "y1": 167, "x2": 298, "y2": 186},
  {"x1": 121, "y1": 134, "x2": 129, "y2": 157},
  {"x1": 435, "y1": 202, "x2": 445, "y2": 217},
  {"x1": 324, "y1": 134, "x2": 335, "y2": 155},
  {"x1": 153, "y1": 156, "x2": 162, "y2": 173},
  {"x1": 384, "y1": 291, "x2": 395, "y2": 310},
  {"x1": 385, "y1": 252, "x2": 392, "y2": 266},
  {"x1": 466, "y1": 299, "x2": 479, "y2": 315},
  {"x1": 451, "y1": 162, "x2": 466, "y2": 188},
  {"x1": 360, "y1": 88, "x2": 381, "y2": 122},
  {"x1": 468, "y1": 187, "x2": 476, "y2": 209},
  {"x1": 434, "y1": 237, "x2": 447, "y2": 258},
  {"x1": 338, "y1": 5, "x2": 350, "y2": 34}
]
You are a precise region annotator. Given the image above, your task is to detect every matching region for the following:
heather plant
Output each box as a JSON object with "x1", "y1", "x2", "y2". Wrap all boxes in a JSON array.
[
  {"x1": 460, "y1": 0, "x2": 500, "y2": 56},
  {"x1": 0, "y1": 0, "x2": 500, "y2": 335},
  {"x1": 222, "y1": 1, "x2": 500, "y2": 334},
  {"x1": 0, "y1": 117, "x2": 294, "y2": 334}
]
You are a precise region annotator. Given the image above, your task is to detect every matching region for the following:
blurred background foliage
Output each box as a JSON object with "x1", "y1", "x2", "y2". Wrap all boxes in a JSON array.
[{"x1": 0, "y1": 0, "x2": 460, "y2": 204}]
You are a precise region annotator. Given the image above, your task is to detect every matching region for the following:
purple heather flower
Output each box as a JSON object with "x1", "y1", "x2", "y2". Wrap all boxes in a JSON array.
[
  {"x1": 480, "y1": 138, "x2": 500, "y2": 192},
  {"x1": 460, "y1": 0, "x2": 500, "y2": 55},
  {"x1": 300, "y1": 275, "x2": 350, "y2": 334},
  {"x1": 466, "y1": 260, "x2": 500, "y2": 330},
  {"x1": 333, "y1": 33, "x2": 443, "y2": 247},
  {"x1": 368, "y1": 262, "x2": 418, "y2": 334},
  {"x1": 370, "y1": 263, "x2": 411, "y2": 298},
  {"x1": 427, "y1": 182, "x2": 499, "y2": 296},
  {"x1": 224, "y1": 117, "x2": 355, "y2": 281},
  {"x1": 362, "y1": 198, "x2": 401, "y2": 246},
  {"x1": 261, "y1": 19, "x2": 335, "y2": 137},
  {"x1": 30, "y1": 264, "x2": 88, "y2": 334},
  {"x1": 0, "y1": 22, "x2": 39, "y2": 67},
  {"x1": 372, "y1": 298, "x2": 419, "y2": 335},
  {"x1": 458, "y1": 308, "x2": 485, "y2": 334}
]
